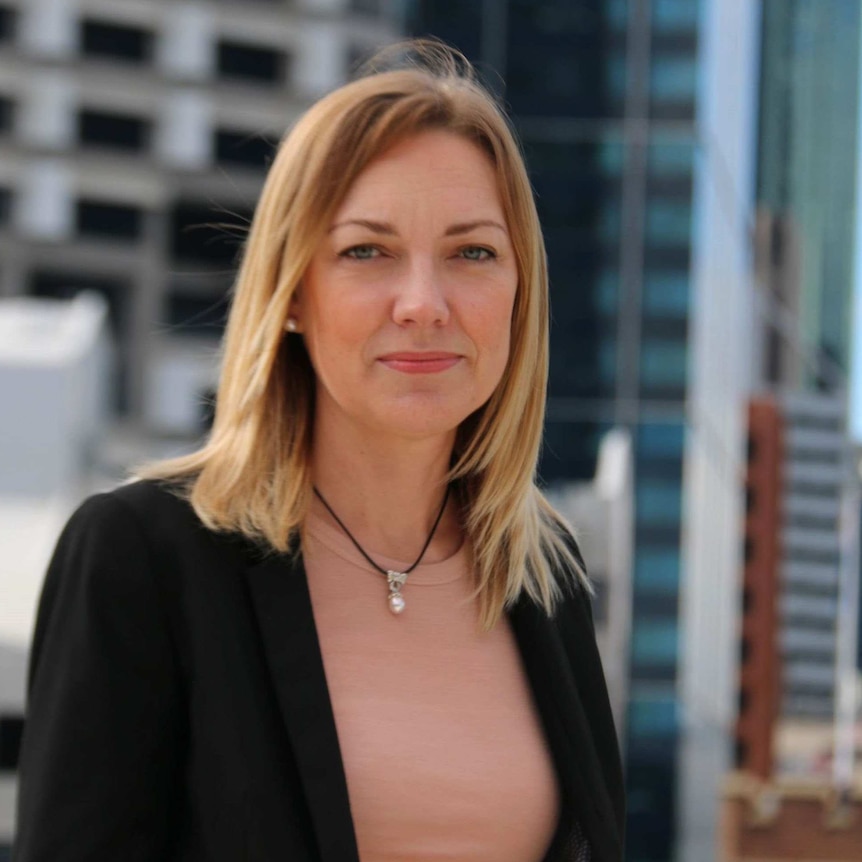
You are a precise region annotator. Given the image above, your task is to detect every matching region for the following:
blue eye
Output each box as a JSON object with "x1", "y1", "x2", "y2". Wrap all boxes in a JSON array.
[
  {"x1": 460, "y1": 246, "x2": 495, "y2": 261},
  {"x1": 342, "y1": 245, "x2": 380, "y2": 260}
]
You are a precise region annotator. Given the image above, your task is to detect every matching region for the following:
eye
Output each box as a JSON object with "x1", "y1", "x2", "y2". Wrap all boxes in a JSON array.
[
  {"x1": 459, "y1": 246, "x2": 496, "y2": 261},
  {"x1": 340, "y1": 244, "x2": 381, "y2": 260}
]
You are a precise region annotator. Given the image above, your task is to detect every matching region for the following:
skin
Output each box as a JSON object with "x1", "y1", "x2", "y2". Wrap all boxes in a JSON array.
[{"x1": 293, "y1": 130, "x2": 518, "y2": 560}]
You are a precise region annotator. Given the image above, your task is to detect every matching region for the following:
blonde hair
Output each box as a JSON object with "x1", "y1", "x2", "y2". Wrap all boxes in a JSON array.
[{"x1": 140, "y1": 39, "x2": 588, "y2": 629}]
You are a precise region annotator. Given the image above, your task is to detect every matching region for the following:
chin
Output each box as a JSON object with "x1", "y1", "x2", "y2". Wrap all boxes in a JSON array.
[{"x1": 371, "y1": 398, "x2": 475, "y2": 440}]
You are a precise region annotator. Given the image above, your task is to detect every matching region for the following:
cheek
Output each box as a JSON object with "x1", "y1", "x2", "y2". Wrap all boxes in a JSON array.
[{"x1": 471, "y1": 290, "x2": 516, "y2": 376}]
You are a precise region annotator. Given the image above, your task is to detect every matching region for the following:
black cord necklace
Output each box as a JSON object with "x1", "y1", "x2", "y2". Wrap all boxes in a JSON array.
[{"x1": 312, "y1": 484, "x2": 451, "y2": 615}]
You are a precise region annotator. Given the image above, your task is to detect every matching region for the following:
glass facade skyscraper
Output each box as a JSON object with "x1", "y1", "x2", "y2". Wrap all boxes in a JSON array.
[
  {"x1": 410, "y1": 2, "x2": 702, "y2": 859},
  {"x1": 756, "y1": 0, "x2": 861, "y2": 390}
]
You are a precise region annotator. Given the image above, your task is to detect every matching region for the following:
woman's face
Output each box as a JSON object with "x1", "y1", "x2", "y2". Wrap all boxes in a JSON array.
[{"x1": 294, "y1": 129, "x2": 518, "y2": 444}]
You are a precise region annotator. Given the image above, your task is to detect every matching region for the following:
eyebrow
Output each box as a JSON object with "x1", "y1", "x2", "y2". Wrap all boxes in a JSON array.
[{"x1": 328, "y1": 218, "x2": 508, "y2": 236}]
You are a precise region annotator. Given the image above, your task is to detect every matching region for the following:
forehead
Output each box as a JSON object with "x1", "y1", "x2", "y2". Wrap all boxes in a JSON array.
[{"x1": 334, "y1": 130, "x2": 505, "y2": 218}]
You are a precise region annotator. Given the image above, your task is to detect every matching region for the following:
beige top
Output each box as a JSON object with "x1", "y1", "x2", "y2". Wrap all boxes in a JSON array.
[{"x1": 303, "y1": 502, "x2": 560, "y2": 862}]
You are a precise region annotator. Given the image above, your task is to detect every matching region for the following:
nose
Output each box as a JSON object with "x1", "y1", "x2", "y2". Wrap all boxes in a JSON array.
[{"x1": 392, "y1": 259, "x2": 450, "y2": 328}]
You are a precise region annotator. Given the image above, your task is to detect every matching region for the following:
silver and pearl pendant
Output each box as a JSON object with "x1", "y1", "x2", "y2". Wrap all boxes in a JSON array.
[{"x1": 386, "y1": 570, "x2": 408, "y2": 614}]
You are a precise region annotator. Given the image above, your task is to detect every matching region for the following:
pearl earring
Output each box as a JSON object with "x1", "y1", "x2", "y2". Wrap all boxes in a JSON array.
[{"x1": 285, "y1": 318, "x2": 298, "y2": 333}]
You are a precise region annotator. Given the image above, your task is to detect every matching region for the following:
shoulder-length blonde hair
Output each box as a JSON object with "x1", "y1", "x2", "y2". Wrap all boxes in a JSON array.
[{"x1": 141, "y1": 40, "x2": 587, "y2": 629}]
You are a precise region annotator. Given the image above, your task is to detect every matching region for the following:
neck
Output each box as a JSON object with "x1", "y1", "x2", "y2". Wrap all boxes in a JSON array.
[{"x1": 310, "y1": 421, "x2": 461, "y2": 564}]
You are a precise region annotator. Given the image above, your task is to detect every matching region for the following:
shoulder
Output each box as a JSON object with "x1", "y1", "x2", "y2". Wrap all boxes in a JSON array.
[
  {"x1": 44, "y1": 480, "x2": 199, "y2": 597},
  {"x1": 43, "y1": 479, "x2": 250, "y2": 623},
  {"x1": 62, "y1": 479, "x2": 227, "y2": 557}
]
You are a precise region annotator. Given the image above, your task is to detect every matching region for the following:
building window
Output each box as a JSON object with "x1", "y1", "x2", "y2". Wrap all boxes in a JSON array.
[
  {"x1": 596, "y1": 269, "x2": 619, "y2": 316},
  {"x1": 78, "y1": 109, "x2": 150, "y2": 152},
  {"x1": 646, "y1": 198, "x2": 692, "y2": 247},
  {"x1": 637, "y1": 422, "x2": 685, "y2": 458},
  {"x1": 216, "y1": 40, "x2": 286, "y2": 85},
  {"x1": 606, "y1": 0, "x2": 628, "y2": 30},
  {"x1": 166, "y1": 292, "x2": 229, "y2": 338},
  {"x1": 170, "y1": 201, "x2": 251, "y2": 265},
  {"x1": 76, "y1": 199, "x2": 143, "y2": 241},
  {"x1": 650, "y1": 54, "x2": 698, "y2": 101},
  {"x1": 80, "y1": 19, "x2": 154, "y2": 64},
  {"x1": 640, "y1": 338, "x2": 688, "y2": 390},
  {"x1": 653, "y1": 0, "x2": 701, "y2": 32},
  {"x1": 634, "y1": 548, "x2": 681, "y2": 594},
  {"x1": 349, "y1": 0, "x2": 384, "y2": 15},
  {"x1": 628, "y1": 694, "x2": 679, "y2": 737},
  {"x1": 0, "y1": 5, "x2": 17, "y2": 43},
  {"x1": 0, "y1": 187, "x2": 11, "y2": 225},
  {"x1": 636, "y1": 478, "x2": 683, "y2": 527},
  {"x1": 650, "y1": 53, "x2": 697, "y2": 119},
  {"x1": 642, "y1": 271, "x2": 690, "y2": 316},
  {"x1": 214, "y1": 128, "x2": 274, "y2": 170},
  {"x1": 0, "y1": 95, "x2": 13, "y2": 134}
]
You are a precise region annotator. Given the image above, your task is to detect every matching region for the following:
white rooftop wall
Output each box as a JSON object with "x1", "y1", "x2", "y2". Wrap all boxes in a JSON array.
[{"x1": 0, "y1": 294, "x2": 110, "y2": 496}]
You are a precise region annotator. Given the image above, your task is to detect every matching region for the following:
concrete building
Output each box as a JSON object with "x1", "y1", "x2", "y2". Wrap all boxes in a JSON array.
[
  {"x1": 0, "y1": 3, "x2": 401, "y2": 851},
  {"x1": 0, "y1": 293, "x2": 109, "y2": 496},
  {"x1": 778, "y1": 391, "x2": 849, "y2": 720},
  {"x1": 0, "y1": 0, "x2": 399, "y2": 433},
  {"x1": 549, "y1": 428, "x2": 635, "y2": 746}
]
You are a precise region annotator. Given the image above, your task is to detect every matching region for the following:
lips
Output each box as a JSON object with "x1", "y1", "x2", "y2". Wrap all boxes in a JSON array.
[{"x1": 378, "y1": 351, "x2": 462, "y2": 374}]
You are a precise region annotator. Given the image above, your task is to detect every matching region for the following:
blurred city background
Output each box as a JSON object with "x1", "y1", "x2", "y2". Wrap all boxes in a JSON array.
[{"x1": 0, "y1": 1, "x2": 861, "y2": 860}]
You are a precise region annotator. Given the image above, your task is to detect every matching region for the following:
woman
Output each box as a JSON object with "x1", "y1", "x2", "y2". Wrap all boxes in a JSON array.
[{"x1": 14, "y1": 41, "x2": 624, "y2": 862}]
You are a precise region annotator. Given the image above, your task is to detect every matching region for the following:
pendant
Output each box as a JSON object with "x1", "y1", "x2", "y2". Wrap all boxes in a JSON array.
[
  {"x1": 386, "y1": 570, "x2": 408, "y2": 615},
  {"x1": 388, "y1": 593, "x2": 406, "y2": 614}
]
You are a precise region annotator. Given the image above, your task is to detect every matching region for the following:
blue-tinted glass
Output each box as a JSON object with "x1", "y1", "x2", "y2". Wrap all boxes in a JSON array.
[
  {"x1": 637, "y1": 422, "x2": 685, "y2": 457},
  {"x1": 541, "y1": 419, "x2": 604, "y2": 482},
  {"x1": 642, "y1": 270, "x2": 690, "y2": 315},
  {"x1": 599, "y1": 338, "x2": 617, "y2": 384},
  {"x1": 599, "y1": 200, "x2": 621, "y2": 244},
  {"x1": 650, "y1": 55, "x2": 698, "y2": 102},
  {"x1": 628, "y1": 694, "x2": 679, "y2": 737},
  {"x1": 634, "y1": 547, "x2": 681, "y2": 592},
  {"x1": 506, "y1": 0, "x2": 622, "y2": 119},
  {"x1": 636, "y1": 478, "x2": 682, "y2": 525},
  {"x1": 640, "y1": 339, "x2": 688, "y2": 387},
  {"x1": 632, "y1": 621, "x2": 679, "y2": 664},
  {"x1": 607, "y1": 51, "x2": 626, "y2": 103},
  {"x1": 598, "y1": 139, "x2": 625, "y2": 175},
  {"x1": 653, "y1": 0, "x2": 701, "y2": 31},
  {"x1": 607, "y1": 0, "x2": 628, "y2": 29},
  {"x1": 646, "y1": 199, "x2": 692, "y2": 245},
  {"x1": 596, "y1": 268, "x2": 619, "y2": 315},
  {"x1": 648, "y1": 140, "x2": 695, "y2": 176}
]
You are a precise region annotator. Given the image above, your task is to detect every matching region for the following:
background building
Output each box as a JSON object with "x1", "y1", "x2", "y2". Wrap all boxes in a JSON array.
[
  {"x1": 0, "y1": 0, "x2": 399, "y2": 434},
  {"x1": 0, "y1": 2, "x2": 401, "y2": 853},
  {"x1": 720, "y1": 2, "x2": 862, "y2": 861},
  {"x1": 412, "y1": 2, "x2": 862, "y2": 860},
  {"x1": 410, "y1": 2, "x2": 718, "y2": 859},
  {"x1": 549, "y1": 429, "x2": 635, "y2": 744},
  {"x1": 756, "y1": 0, "x2": 861, "y2": 391}
]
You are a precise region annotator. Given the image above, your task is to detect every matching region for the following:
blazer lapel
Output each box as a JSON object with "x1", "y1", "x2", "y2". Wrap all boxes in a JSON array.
[
  {"x1": 509, "y1": 594, "x2": 622, "y2": 862},
  {"x1": 244, "y1": 551, "x2": 360, "y2": 862}
]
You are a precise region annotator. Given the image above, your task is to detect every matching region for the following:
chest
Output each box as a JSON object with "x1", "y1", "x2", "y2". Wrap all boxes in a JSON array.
[{"x1": 304, "y1": 535, "x2": 561, "y2": 862}]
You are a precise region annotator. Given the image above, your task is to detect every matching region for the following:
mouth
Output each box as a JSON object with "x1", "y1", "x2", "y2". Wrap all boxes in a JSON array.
[{"x1": 378, "y1": 352, "x2": 462, "y2": 374}]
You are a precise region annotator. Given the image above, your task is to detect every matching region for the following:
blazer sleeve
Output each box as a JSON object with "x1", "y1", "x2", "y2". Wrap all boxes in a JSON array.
[{"x1": 14, "y1": 492, "x2": 184, "y2": 862}]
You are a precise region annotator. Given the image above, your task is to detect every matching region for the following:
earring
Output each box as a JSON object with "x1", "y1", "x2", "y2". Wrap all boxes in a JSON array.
[{"x1": 285, "y1": 317, "x2": 298, "y2": 333}]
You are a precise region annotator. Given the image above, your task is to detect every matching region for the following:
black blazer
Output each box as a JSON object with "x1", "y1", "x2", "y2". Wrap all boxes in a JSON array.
[{"x1": 14, "y1": 480, "x2": 625, "y2": 861}]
